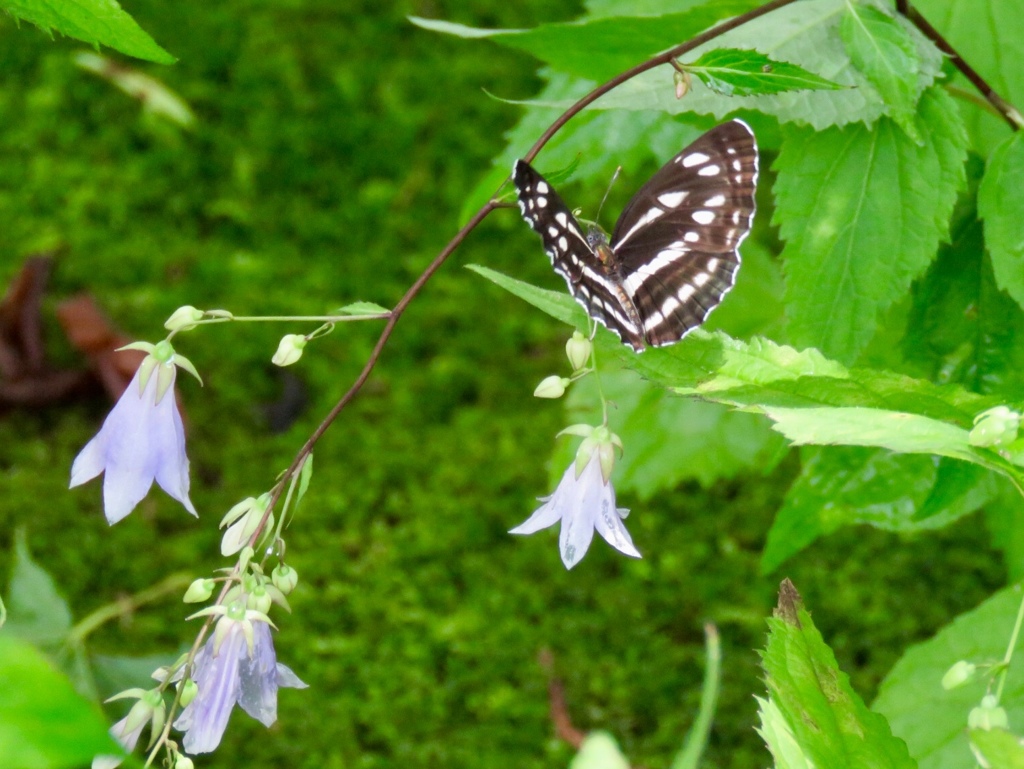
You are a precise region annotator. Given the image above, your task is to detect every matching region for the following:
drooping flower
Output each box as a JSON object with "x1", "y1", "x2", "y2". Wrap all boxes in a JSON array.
[
  {"x1": 174, "y1": 613, "x2": 307, "y2": 755},
  {"x1": 510, "y1": 446, "x2": 640, "y2": 569},
  {"x1": 70, "y1": 341, "x2": 199, "y2": 524}
]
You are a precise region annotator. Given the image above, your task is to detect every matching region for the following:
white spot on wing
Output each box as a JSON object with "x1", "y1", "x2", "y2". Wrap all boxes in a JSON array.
[
  {"x1": 698, "y1": 165, "x2": 721, "y2": 177},
  {"x1": 558, "y1": 236, "x2": 568, "y2": 251},
  {"x1": 678, "y1": 284, "x2": 696, "y2": 301},
  {"x1": 681, "y1": 152, "x2": 710, "y2": 168},
  {"x1": 706, "y1": 194, "x2": 726, "y2": 207},
  {"x1": 693, "y1": 273, "x2": 710, "y2": 287},
  {"x1": 706, "y1": 258, "x2": 720, "y2": 272},
  {"x1": 657, "y1": 191, "x2": 688, "y2": 208},
  {"x1": 660, "y1": 296, "x2": 681, "y2": 317},
  {"x1": 556, "y1": 212, "x2": 569, "y2": 226},
  {"x1": 612, "y1": 207, "x2": 666, "y2": 249},
  {"x1": 684, "y1": 231, "x2": 700, "y2": 243},
  {"x1": 693, "y1": 210, "x2": 715, "y2": 225},
  {"x1": 536, "y1": 181, "x2": 549, "y2": 194},
  {"x1": 537, "y1": 196, "x2": 547, "y2": 208}
]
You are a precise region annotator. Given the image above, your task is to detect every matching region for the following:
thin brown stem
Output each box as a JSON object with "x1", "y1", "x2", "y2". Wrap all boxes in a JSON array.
[{"x1": 900, "y1": 3, "x2": 1022, "y2": 130}]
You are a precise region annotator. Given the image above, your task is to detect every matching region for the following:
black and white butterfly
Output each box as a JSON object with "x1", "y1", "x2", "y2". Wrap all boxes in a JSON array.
[{"x1": 513, "y1": 120, "x2": 758, "y2": 352}]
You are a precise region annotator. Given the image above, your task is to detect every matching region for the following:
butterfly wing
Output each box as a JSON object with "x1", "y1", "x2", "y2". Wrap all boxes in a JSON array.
[
  {"x1": 513, "y1": 160, "x2": 646, "y2": 350},
  {"x1": 610, "y1": 120, "x2": 758, "y2": 347}
]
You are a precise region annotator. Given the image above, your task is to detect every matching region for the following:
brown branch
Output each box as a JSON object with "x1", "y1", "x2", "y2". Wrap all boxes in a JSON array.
[
  {"x1": 248, "y1": 0, "x2": 804, "y2": 539},
  {"x1": 900, "y1": 3, "x2": 1022, "y2": 131}
]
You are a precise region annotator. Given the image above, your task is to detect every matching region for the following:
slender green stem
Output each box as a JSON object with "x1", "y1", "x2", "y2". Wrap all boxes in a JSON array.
[
  {"x1": 194, "y1": 313, "x2": 391, "y2": 325},
  {"x1": 66, "y1": 573, "x2": 192, "y2": 646},
  {"x1": 994, "y1": 586, "x2": 1024, "y2": 702},
  {"x1": 671, "y1": 624, "x2": 722, "y2": 769},
  {"x1": 587, "y1": 320, "x2": 610, "y2": 426}
]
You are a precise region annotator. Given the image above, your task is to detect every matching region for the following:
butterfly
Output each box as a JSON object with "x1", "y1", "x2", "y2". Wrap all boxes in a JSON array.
[{"x1": 513, "y1": 119, "x2": 758, "y2": 352}]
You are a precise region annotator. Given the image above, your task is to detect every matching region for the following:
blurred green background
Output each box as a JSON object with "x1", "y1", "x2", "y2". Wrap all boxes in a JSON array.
[{"x1": 0, "y1": 1, "x2": 1007, "y2": 767}]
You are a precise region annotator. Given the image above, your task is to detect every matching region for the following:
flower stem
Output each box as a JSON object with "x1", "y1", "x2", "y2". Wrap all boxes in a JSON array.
[{"x1": 994, "y1": 584, "x2": 1024, "y2": 702}]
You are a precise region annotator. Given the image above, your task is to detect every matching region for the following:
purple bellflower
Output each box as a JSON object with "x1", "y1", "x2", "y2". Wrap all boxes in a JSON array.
[
  {"x1": 174, "y1": 613, "x2": 307, "y2": 755},
  {"x1": 70, "y1": 341, "x2": 200, "y2": 524},
  {"x1": 510, "y1": 432, "x2": 641, "y2": 569}
]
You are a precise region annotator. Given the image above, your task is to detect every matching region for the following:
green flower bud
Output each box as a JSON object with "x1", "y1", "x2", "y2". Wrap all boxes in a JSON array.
[
  {"x1": 534, "y1": 375, "x2": 570, "y2": 399},
  {"x1": 272, "y1": 564, "x2": 299, "y2": 594},
  {"x1": 941, "y1": 660, "x2": 977, "y2": 690},
  {"x1": 968, "y1": 694, "x2": 1009, "y2": 730},
  {"x1": 272, "y1": 334, "x2": 307, "y2": 367},
  {"x1": 565, "y1": 332, "x2": 592, "y2": 372},
  {"x1": 248, "y1": 585, "x2": 273, "y2": 615},
  {"x1": 183, "y1": 578, "x2": 215, "y2": 604},
  {"x1": 178, "y1": 678, "x2": 198, "y2": 707},
  {"x1": 164, "y1": 305, "x2": 205, "y2": 332},
  {"x1": 174, "y1": 755, "x2": 195, "y2": 769},
  {"x1": 970, "y1": 406, "x2": 1021, "y2": 447}
]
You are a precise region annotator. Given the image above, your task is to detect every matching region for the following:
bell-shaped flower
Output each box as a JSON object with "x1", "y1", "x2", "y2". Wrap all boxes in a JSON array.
[
  {"x1": 174, "y1": 609, "x2": 307, "y2": 755},
  {"x1": 70, "y1": 341, "x2": 200, "y2": 524},
  {"x1": 510, "y1": 437, "x2": 640, "y2": 569}
]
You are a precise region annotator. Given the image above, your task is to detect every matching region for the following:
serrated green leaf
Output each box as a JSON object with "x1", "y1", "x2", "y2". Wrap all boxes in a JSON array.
[
  {"x1": 762, "y1": 406, "x2": 973, "y2": 457},
  {"x1": 774, "y1": 86, "x2": 967, "y2": 364},
  {"x1": 979, "y1": 132, "x2": 1024, "y2": 311},
  {"x1": 902, "y1": 160, "x2": 1024, "y2": 399},
  {"x1": 757, "y1": 696, "x2": 816, "y2": 769},
  {"x1": 337, "y1": 301, "x2": 391, "y2": 316},
  {"x1": 762, "y1": 588, "x2": 917, "y2": 769},
  {"x1": 840, "y1": 2, "x2": 922, "y2": 141},
  {"x1": 563, "y1": 0, "x2": 944, "y2": 130},
  {"x1": 875, "y1": 584, "x2": 1024, "y2": 769},
  {"x1": 414, "y1": 2, "x2": 762, "y2": 82},
  {"x1": 4, "y1": 530, "x2": 72, "y2": 647},
  {"x1": 912, "y1": 0, "x2": 1024, "y2": 154},
  {"x1": 1, "y1": 0, "x2": 174, "y2": 63},
  {"x1": 684, "y1": 48, "x2": 845, "y2": 96},
  {"x1": 762, "y1": 448, "x2": 997, "y2": 573},
  {"x1": 971, "y1": 729, "x2": 1024, "y2": 768},
  {"x1": 0, "y1": 634, "x2": 121, "y2": 769}
]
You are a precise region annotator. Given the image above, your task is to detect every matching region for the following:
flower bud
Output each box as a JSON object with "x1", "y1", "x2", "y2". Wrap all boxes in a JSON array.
[
  {"x1": 174, "y1": 755, "x2": 195, "y2": 769},
  {"x1": 178, "y1": 678, "x2": 198, "y2": 707},
  {"x1": 968, "y1": 694, "x2": 1009, "y2": 730},
  {"x1": 183, "y1": 578, "x2": 215, "y2": 603},
  {"x1": 248, "y1": 585, "x2": 273, "y2": 615},
  {"x1": 674, "y1": 68, "x2": 692, "y2": 99},
  {"x1": 970, "y1": 406, "x2": 1021, "y2": 447},
  {"x1": 272, "y1": 564, "x2": 299, "y2": 594},
  {"x1": 272, "y1": 334, "x2": 307, "y2": 367},
  {"x1": 164, "y1": 305, "x2": 205, "y2": 332},
  {"x1": 941, "y1": 660, "x2": 977, "y2": 690},
  {"x1": 534, "y1": 375, "x2": 570, "y2": 399},
  {"x1": 565, "y1": 332, "x2": 592, "y2": 371}
]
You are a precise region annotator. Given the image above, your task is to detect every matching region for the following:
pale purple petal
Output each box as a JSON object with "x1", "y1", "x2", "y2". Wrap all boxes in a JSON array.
[
  {"x1": 152, "y1": 389, "x2": 196, "y2": 515},
  {"x1": 238, "y1": 622, "x2": 308, "y2": 727},
  {"x1": 175, "y1": 624, "x2": 247, "y2": 754},
  {"x1": 559, "y1": 456, "x2": 605, "y2": 569},
  {"x1": 69, "y1": 366, "x2": 195, "y2": 524},
  {"x1": 594, "y1": 502, "x2": 641, "y2": 559},
  {"x1": 509, "y1": 463, "x2": 578, "y2": 535}
]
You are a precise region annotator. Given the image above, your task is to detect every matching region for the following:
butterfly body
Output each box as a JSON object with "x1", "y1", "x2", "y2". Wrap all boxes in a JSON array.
[{"x1": 513, "y1": 120, "x2": 758, "y2": 352}]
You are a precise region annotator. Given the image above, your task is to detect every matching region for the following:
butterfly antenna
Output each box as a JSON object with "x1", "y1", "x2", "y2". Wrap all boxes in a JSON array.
[{"x1": 595, "y1": 166, "x2": 622, "y2": 227}]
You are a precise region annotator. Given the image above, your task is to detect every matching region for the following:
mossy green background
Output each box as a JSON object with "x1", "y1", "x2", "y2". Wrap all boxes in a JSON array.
[{"x1": 0, "y1": 1, "x2": 1007, "y2": 767}]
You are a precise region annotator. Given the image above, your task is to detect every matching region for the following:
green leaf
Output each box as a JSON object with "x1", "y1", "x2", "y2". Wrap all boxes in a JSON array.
[
  {"x1": 1, "y1": 0, "x2": 174, "y2": 63},
  {"x1": 901, "y1": 162, "x2": 1024, "y2": 399},
  {"x1": 762, "y1": 406, "x2": 973, "y2": 457},
  {"x1": 762, "y1": 448, "x2": 997, "y2": 573},
  {"x1": 683, "y1": 48, "x2": 845, "y2": 97},
  {"x1": 757, "y1": 695, "x2": 816, "y2": 769},
  {"x1": 986, "y1": 483, "x2": 1024, "y2": 582},
  {"x1": 970, "y1": 729, "x2": 1024, "y2": 768},
  {"x1": 774, "y1": 86, "x2": 967, "y2": 364},
  {"x1": 4, "y1": 530, "x2": 72, "y2": 647},
  {"x1": 296, "y1": 452, "x2": 314, "y2": 507},
  {"x1": 562, "y1": 369, "x2": 786, "y2": 498},
  {"x1": 979, "y1": 132, "x2": 1024, "y2": 311},
  {"x1": 467, "y1": 263, "x2": 587, "y2": 329},
  {"x1": 413, "y1": 2, "x2": 762, "y2": 82},
  {"x1": 559, "y1": 0, "x2": 944, "y2": 130},
  {"x1": 337, "y1": 301, "x2": 391, "y2": 316},
  {"x1": 570, "y1": 731, "x2": 631, "y2": 769},
  {"x1": 911, "y1": 0, "x2": 1024, "y2": 154},
  {"x1": 875, "y1": 584, "x2": 1024, "y2": 769},
  {"x1": 761, "y1": 583, "x2": 917, "y2": 769},
  {"x1": 840, "y1": 2, "x2": 922, "y2": 141},
  {"x1": 0, "y1": 634, "x2": 121, "y2": 769}
]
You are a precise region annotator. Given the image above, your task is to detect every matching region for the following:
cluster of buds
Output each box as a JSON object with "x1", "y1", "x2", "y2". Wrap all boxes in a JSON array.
[{"x1": 533, "y1": 331, "x2": 593, "y2": 399}]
